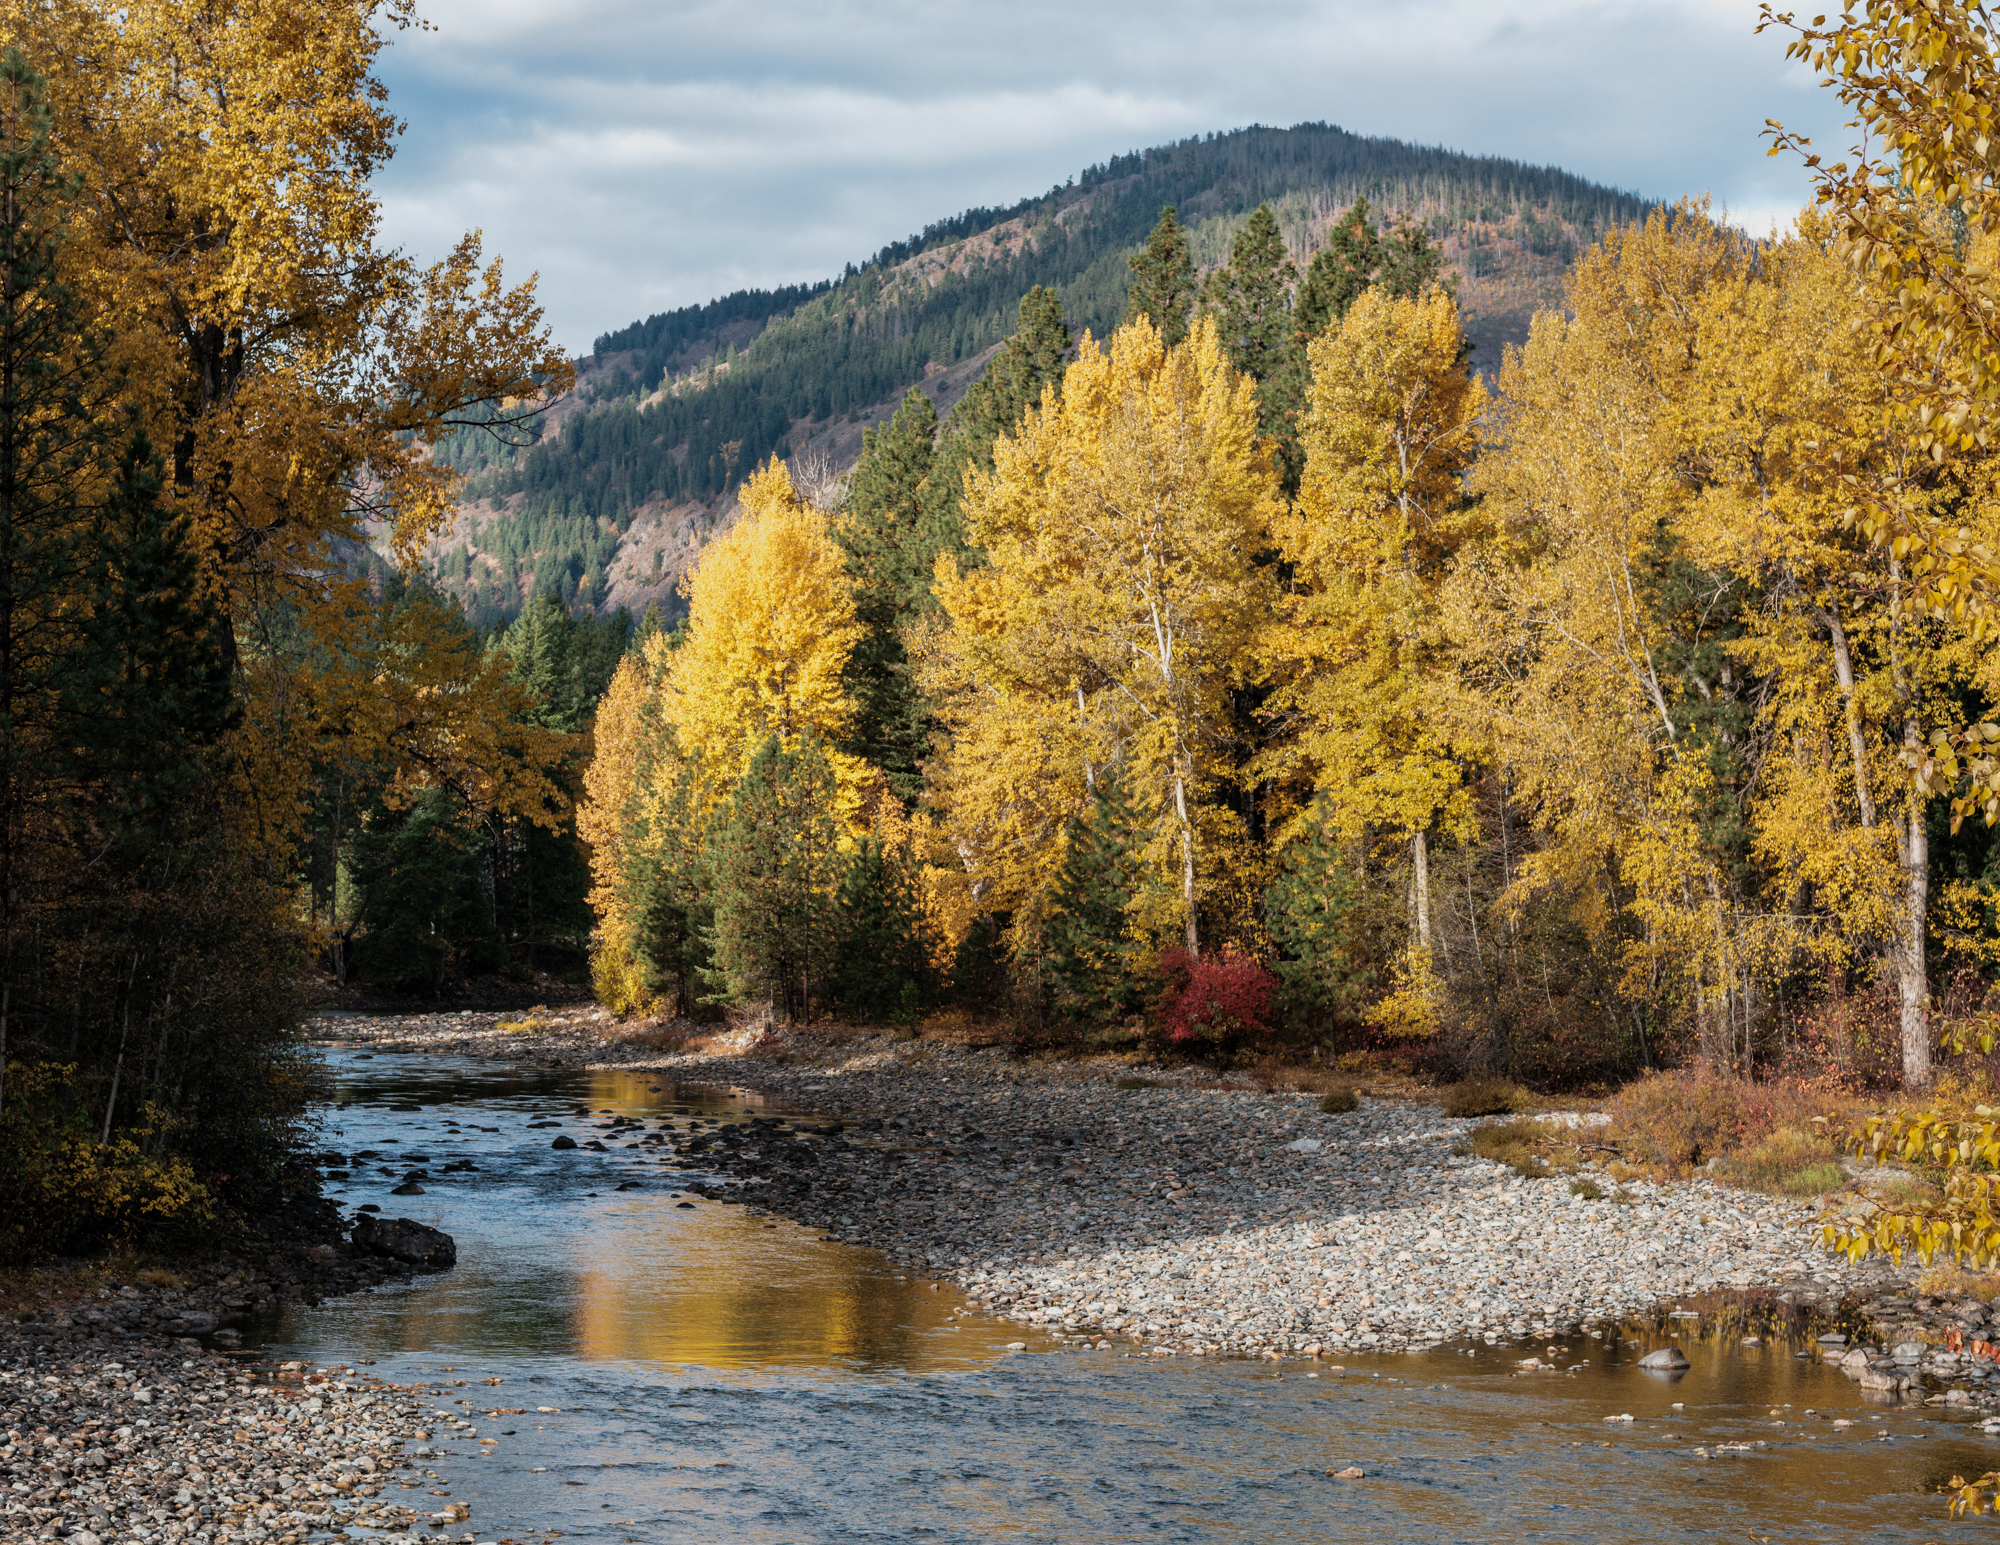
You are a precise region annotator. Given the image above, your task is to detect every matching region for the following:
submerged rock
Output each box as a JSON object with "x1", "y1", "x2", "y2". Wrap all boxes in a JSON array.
[
  {"x1": 350, "y1": 1214, "x2": 457, "y2": 1270},
  {"x1": 1638, "y1": 1347, "x2": 1689, "y2": 1370}
]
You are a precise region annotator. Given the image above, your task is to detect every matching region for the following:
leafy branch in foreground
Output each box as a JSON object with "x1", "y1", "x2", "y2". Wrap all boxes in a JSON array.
[{"x1": 1820, "y1": 1110, "x2": 2000, "y2": 1266}]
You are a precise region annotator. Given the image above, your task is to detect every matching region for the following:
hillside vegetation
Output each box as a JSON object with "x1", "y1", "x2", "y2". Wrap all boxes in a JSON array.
[{"x1": 424, "y1": 122, "x2": 1655, "y2": 629}]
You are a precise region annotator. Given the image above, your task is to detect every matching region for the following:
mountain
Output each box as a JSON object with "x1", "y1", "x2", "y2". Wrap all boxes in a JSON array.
[{"x1": 421, "y1": 121, "x2": 1657, "y2": 631}]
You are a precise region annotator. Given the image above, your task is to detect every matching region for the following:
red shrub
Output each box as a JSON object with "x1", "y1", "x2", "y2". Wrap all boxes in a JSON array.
[{"x1": 1158, "y1": 947, "x2": 1277, "y2": 1047}]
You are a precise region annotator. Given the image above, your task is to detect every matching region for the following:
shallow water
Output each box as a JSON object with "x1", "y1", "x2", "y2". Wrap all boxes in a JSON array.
[{"x1": 247, "y1": 1047, "x2": 2000, "y2": 1543}]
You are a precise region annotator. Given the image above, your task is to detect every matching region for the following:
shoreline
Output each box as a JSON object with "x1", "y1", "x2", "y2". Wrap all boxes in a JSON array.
[{"x1": 312, "y1": 1008, "x2": 1916, "y2": 1357}]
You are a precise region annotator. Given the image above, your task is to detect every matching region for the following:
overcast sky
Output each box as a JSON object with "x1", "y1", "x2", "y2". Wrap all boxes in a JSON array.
[{"x1": 371, "y1": 0, "x2": 1846, "y2": 355}]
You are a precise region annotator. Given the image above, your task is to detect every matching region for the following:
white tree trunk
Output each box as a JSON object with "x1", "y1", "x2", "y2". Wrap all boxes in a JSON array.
[
  {"x1": 1897, "y1": 784, "x2": 1932, "y2": 1090},
  {"x1": 1412, "y1": 829, "x2": 1431, "y2": 951},
  {"x1": 1173, "y1": 762, "x2": 1198, "y2": 957}
]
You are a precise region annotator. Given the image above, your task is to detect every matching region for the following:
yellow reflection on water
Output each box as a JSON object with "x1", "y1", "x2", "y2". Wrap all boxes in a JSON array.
[{"x1": 568, "y1": 1202, "x2": 986, "y2": 1370}]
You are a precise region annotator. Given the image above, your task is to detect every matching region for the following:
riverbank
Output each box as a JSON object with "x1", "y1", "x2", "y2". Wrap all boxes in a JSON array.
[
  {"x1": 0, "y1": 1317, "x2": 475, "y2": 1544},
  {"x1": 309, "y1": 1008, "x2": 1918, "y2": 1359}
]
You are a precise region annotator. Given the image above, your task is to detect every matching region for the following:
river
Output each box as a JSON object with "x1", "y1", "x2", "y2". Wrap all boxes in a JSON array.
[{"x1": 237, "y1": 1045, "x2": 2000, "y2": 1543}]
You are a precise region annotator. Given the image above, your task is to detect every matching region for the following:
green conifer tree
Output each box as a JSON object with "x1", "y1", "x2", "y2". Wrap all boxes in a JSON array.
[
  {"x1": 1205, "y1": 203, "x2": 1304, "y2": 484},
  {"x1": 1124, "y1": 206, "x2": 1198, "y2": 346},
  {"x1": 1377, "y1": 218, "x2": 1452, "y2": 301},
  {"x1": 1295, "y1": 198, "x2": 1382, "y2": 342},
  {"x1": 1044, "y1": 771, "x2": 1144, "y2": 1027},
  {"x1": 831, "y1": 829, "x2": 935, "y2": 1023},
  {"x1": 835, "y1": 388, "x2": 938, "y2": 798},
  {"x1": 1264, "y1": 816, "x2": 1371, "y2": 1028},
  {"x1": 619, "y1": 723, "x2": 712, "y2": 1017},
  {"x1": 920, "y1": 285, "x2": 1072, "y2": 574},
  {"x1": 704, "y1": 735, "x2": 845, "y2": 1018}
]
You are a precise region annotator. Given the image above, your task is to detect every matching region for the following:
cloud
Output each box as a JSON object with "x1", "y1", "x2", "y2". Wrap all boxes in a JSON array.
[{"x1": 370, "y1": 0, "x2": 1849, "y2": 351}]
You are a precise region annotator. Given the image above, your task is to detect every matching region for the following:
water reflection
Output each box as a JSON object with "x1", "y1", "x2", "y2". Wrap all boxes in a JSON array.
[{"x1": 247, "y1": 1047, "x2": 2000, "y2": 1544}]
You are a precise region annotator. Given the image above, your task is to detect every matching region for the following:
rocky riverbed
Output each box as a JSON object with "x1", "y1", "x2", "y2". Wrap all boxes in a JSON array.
[{"x1": 309, "y1": 1009, "x2": 1918, "y2": 1358}]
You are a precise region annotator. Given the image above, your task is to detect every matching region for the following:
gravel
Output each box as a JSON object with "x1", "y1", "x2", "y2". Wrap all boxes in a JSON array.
[
  {"x1": 314, "y1": 1009, "x2": 1907, "y2": 1358},
  {"x1": 0, "y1": 1321, "x2": 499, "y2": 1543}
]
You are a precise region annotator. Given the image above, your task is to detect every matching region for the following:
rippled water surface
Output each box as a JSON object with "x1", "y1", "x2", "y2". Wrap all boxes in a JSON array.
[{"x1": 247, "y1": 1045, "x2": 2000, "y2": 1543}]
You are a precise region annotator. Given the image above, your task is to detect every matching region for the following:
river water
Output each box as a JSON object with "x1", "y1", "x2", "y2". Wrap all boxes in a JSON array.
[{"x1": 242, "y1": 1045, "x2": 2000, "y2": 1544}]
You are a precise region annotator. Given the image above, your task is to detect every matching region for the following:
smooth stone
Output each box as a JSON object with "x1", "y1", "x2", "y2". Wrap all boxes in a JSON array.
[
  {"x1": 1893, "y1": 1342, "x2": 1926, "y2": 1362},
  {"x1": 1638, "y1": 1348, "x2": 1690, "y2": 1370},
  {"x1": 551, "y1": 1136, "x2": 577, "y2": 1150}
]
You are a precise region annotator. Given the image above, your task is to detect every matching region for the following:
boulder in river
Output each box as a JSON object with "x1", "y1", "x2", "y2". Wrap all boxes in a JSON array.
[
  {"x1": 1638, "y1": 1347, "x2": 1689, "y2": 1370},
  {"x1": 551, "y1": 1135, "x2": 577, "y2": 1150},
  {"x1": 350, "y1": 1214, "x2": 457, "y2": 1270}
]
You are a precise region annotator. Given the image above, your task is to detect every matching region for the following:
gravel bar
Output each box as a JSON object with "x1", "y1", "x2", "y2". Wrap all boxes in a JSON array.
[
  {"x1": 0, "y1": 1320, "x2": 515, "y2": 1544},
  {"x1": 314, "y1": 1009, "x2": 1904, "y2": 1357}
]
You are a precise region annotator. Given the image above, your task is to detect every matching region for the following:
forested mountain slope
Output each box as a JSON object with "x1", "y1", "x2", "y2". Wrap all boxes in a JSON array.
[{"x1": 423, "y1": 121, "x2": 1656, "y2": 629}]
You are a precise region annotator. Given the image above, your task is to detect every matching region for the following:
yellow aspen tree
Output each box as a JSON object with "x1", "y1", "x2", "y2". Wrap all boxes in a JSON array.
[
  {"x1": 929, "y1": 317, "x2": 1279, "y2": 957},
  {"x1": 660, "y1": 458, "x2": 867, "y2": 805},
  {"x1": 1259, "y1": 285, "x2": 1482, "y2": 977},
  {"x1": 0, "y1": 0, "x2": 573, "y2": 870},
  {"x1": 1446, "y1": 206, "x2": 1756, "y2": 1060},
  {"x1": 1677, "y1": 216, "x2": 2000, "y2": 1089}
]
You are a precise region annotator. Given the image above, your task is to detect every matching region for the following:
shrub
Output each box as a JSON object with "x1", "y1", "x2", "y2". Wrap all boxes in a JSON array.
[
  {"x1": 1606, "y1": 1068, "x2": 1844, "y2": 1176},
  {"x1": 1467, "y1": 1118, "x2": 1575, "y2": 1178},
  {"x1": 1441, "y1": 1079, "x2": 1535, "y2": 1118},
  {"x1": 1319, "y1": 1088, "x2": 1359, "y2": 1114},
  {"x1": 1156, "y1": 947, "x2": 1277, "y2": 1048}
]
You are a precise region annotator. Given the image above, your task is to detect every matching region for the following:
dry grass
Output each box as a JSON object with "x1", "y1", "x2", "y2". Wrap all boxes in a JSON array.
[
  {"x1": 1711, "y1": 1125, "x2": 1846, "y2": 1197},
  {"x1": 1318, "y1": 1088, "x2": 1359, "y2": 1114},
  {"x1": 1441, "y1": 1079, "x2": 1537, "y2": 1118},
  {"x1": 1915, "y1": 1262, "x2": 2000, "y2": 1299},
  {"x1": 1242, "y1": 1057, "x2": 1358, "y2": 1096},
  {"x1": 133, "y1": 1266, "x2": 184, "y2": 1290},
  {"x1": 1466, "y1": 1118, "x2": 1582, "y2": 1179}
]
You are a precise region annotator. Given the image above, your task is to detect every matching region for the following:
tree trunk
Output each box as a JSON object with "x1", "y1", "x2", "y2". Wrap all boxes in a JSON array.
[
  {"x1": 1173, "y1": 762, "x2": 1198, "y2": 957},
  {"x1": 1412, "y1": 829, "x2": 1432, "y2": 951},
  {"x1": 1896, "y1": 778, "x2": 1932, "y2": 1089}
]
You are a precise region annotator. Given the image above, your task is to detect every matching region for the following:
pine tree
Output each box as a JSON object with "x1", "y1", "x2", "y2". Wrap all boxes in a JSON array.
[
  {"x1": 704, "y1": 734, "x2": 845, "y2": 1018},
  {"x1": 1043, "y1": 771, "x2": 1144, "y2": 1026},
  {"x1": 68, "y1": 426, "x2": 237, "y2": 856},
  {"x1": 1263, "y1": 816, "x2": 1370, "y2": 1027},
  {"x1": 836, "y1": 388, "x2": 938, "y2": 798},
  {"x1": 1124, "y1": 206, "x2": 1198, "y2": 347},
  {"x1": 920, "y1": 286, "x2": 1073, "y2": 578},
  {"x1": 1207, "y1": 205, "x2": 1298, "y2": 388},
  {"x1": 1296, "y1": 198, "x2": 1382, "y2": 342},
  {"x1": 831, "y1": 829, "x2": 935, "y2": 1023},
  {"x1": 1205, "y1": 203, "x2": 1303, "y2": 481},
  {"x1": 349, "y1": 786, "x2": 505, "y2": 995},
  {"x1": 620, "y1": 728, "x2": 711, "y2": 1017},
  {"x1": 1378, "y1": 219, "x2": 1451, "y2": 301}
]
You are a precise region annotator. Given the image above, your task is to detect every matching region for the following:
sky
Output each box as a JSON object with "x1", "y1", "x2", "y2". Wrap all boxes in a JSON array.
[{"x1": 370, "y1": 0, "x2": 1848, "y2": 356}]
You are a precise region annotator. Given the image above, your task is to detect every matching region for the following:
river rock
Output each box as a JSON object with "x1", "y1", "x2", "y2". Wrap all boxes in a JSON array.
[
  {"x1": 551, "y1": 1135, "x2": 577, "y2": 1150},
  {"x1": 350, "y1": 1214, "x2": 457, "y2": 1270},
  {"x1": 1859, "y1": 1366, "x2": 1911, "y2": 1392},
  {"x1": 1638, "y1": 1347, "x2": 1689, "y2": 1370},
  {"x1": 1893, "y1": 1341, "x2": 1926, "y2": 1362}
]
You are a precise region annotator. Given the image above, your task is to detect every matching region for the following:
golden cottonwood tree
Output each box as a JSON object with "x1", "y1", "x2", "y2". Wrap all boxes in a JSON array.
[
  {"x1": 927, "y1": 317, "x2": 1279, "y2": 957},
  {"x1": 1451, "y1": 202, "x2": 1998, "y2": 1083},
  {"x1": 1260, "y1": 286, "x2": 1483, "y2": 971},
  {"x1": 1449, "y1": 208, "x2": 1762, "y2": 1062},
  {"x1": 0, "y1": 0, "x2": 574, "y2": 860},
  {"x1": 579, "y1": 461, "x2": 872, "y2": 1008},
  {"x1": 660, "y1": 459, "x2": 865, "y2": 800}
]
